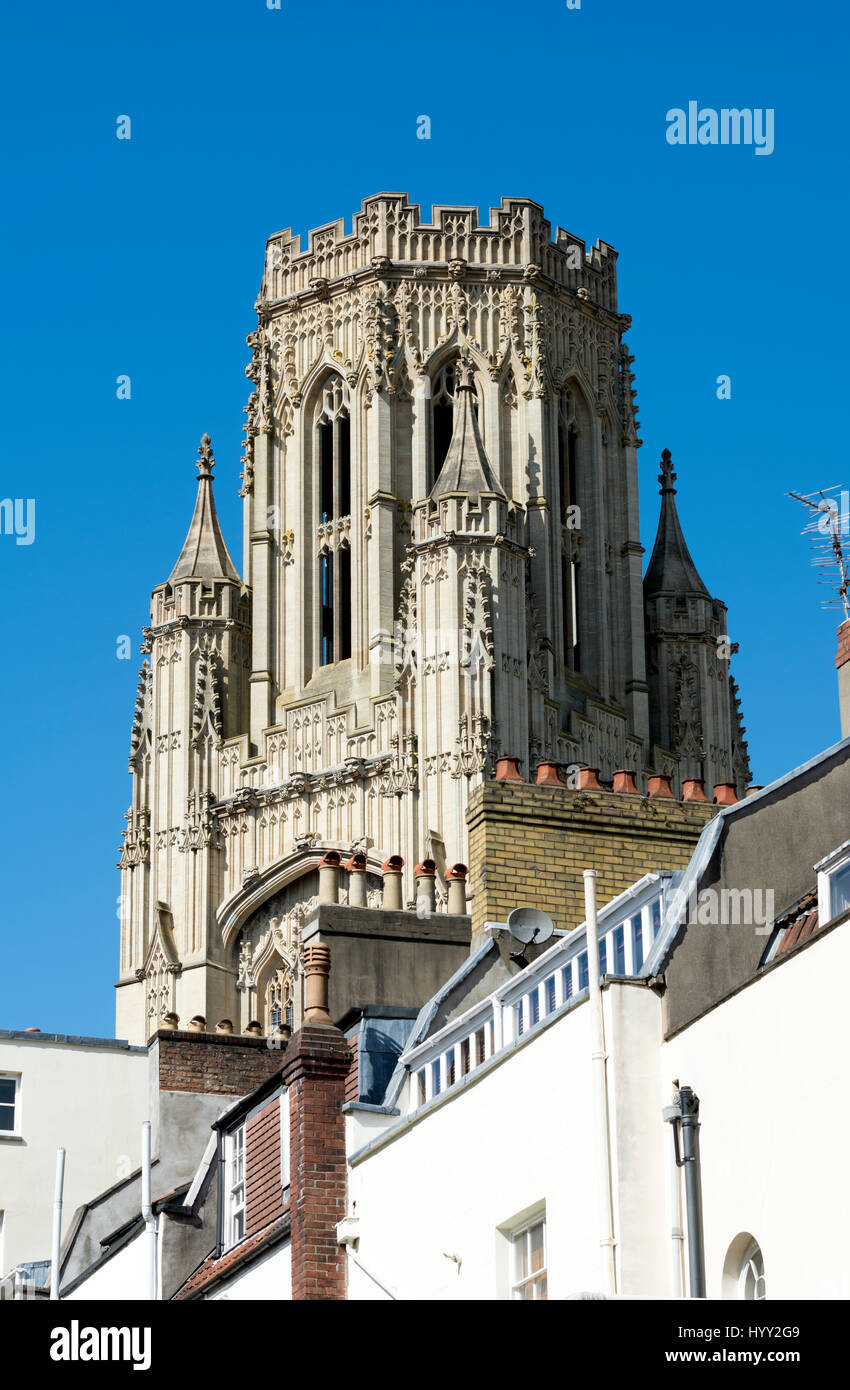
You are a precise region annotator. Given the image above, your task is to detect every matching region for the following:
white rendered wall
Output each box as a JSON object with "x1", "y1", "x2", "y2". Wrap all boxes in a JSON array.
[
  {"x1": 346, "y1": 985, "x2": 666, "y2": 1300},
  {"x1": 65, "y1": 1229, "x2": 152, "y2": 1301},
  {"x1": 0, "y1": 1037, "x2": 148, "y2": 1277},
  {"x1": 206, "y1": 1241, "x2": 291, "y2": 1300},
  {"x1": 662, "y1": 922, "x2": 850, "y2": 1301}
]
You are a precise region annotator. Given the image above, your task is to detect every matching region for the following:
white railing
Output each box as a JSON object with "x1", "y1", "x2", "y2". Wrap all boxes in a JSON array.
[{"x1": 403, "y1": 873, "x2": 670, "y2": 1115}]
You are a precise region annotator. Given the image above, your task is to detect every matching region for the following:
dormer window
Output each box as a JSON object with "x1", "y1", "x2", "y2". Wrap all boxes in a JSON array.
[
  {"x1": 224, "y1": 1123, "x2": 246, "y2": 1249},
  {"x1": 816, "y1": 840, "x2": 850, "y2": 925}
]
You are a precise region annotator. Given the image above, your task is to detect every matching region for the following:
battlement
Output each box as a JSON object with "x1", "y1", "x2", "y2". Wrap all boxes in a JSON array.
[{"x1": 262, "y1": 193, "x2": 618, "y2": 311}]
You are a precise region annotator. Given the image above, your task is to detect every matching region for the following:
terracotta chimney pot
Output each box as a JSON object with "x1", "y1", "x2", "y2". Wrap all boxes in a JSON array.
[
  {"x1": 303, "y1": 943, "x2": 334, "y2": 1027},
  {"x1": 245, "y1": 1020, "x2": 263, "y2": 1037},
  {"x1": 713, "y1": 782, "x2": 738, "y2": 805},
  {"x1": 381, "y1": 855, "x2": 404, "y2": 910},
  {"x1": 215, "y1": 1019, "x2": 234, "y2": 1035},
  {"x1": 577, "y1": 766, "x2": 603, "y2": 792},
  {"x1": 535, "y1": 761, "x2": 563, "y2": 786},
  {"x1": 188, "y1": 1015, "x2": 206, "y2": 1033},
  {"x1": 648, "y1": 774, "x2": 675, "y2": 800},
  {"x1": 445, "y1": 862, "x2": 469, "y2": 915},
  {"x1": 682, "y1": 778, "x2": 709, "y2": 803},
  {"x1": 494, "y1": 756, "x2": 524, "y2": 782},
  {"x1": 612, "y1": 769, "x2": 638, "y2": 795},
  {"x1": 345, "y1": 852, "x2": 368, "y2": 906},
  {"x1": 318, "y1": 850, "x2": 342, "y2": 905},
  {"x1": 160, "y1": 1013, "x2": 179, "y2": 1031}
]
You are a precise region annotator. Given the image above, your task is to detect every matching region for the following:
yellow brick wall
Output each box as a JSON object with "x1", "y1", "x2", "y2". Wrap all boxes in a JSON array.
[{"x1": 466, "y1": 782, "x2": 717, "y2": 937}]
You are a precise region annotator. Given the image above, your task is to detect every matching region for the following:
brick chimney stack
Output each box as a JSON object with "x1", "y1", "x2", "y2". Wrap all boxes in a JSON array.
[{"x1": 837, "y1": 621, "x2": 850, "y2": 737}]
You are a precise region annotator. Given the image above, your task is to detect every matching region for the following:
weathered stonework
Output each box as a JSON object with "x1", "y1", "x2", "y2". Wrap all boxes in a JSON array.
[{"x1": 116, "y1": 194, "x2": 748, "y2": 1045}]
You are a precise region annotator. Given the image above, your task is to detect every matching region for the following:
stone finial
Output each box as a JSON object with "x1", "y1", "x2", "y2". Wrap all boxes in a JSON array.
[
  {"x1": 456, "y1": 353, "x2": 476, "y2": 393},
  {"x1": 658, "y1": 448, "x2": 676, "y2": 494},
  {"x1": 303, "y1": 943, "x2": 333, "y2": 1027},
  {"x1": 197, "y1": 433, "x2": 215, "y2": 480}
]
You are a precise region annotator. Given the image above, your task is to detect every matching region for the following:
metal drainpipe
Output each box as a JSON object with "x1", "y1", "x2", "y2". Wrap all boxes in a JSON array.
[
  {"x1": 665, "y1": 1086, "x2": 706, "y2": 1298},
  {"x1": 583, "y1": 869, "x2": 618, "y2": 1295},
  {"x1": 50, "y1": 1147, "x2": 66, "y2": 1301}
]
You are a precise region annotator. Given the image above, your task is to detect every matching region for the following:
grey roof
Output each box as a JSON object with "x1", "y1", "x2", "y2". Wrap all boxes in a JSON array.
[
  {"x1": 643, "y1": 449, "x2": 710, "y2": 600},
  {"x1": 168, "y1": 434, "x2": 241, "y2": 585},
  {"x1": 429, "y1": 366, "x2": 506, "y2": 504},
  {"x1": 0, "y1": 1029, "x2": 144, "y2": 1051}
]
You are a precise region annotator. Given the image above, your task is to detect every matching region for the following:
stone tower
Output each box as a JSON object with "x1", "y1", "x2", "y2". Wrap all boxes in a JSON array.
[{"x1": 116, "y1": 193, "x2": 749, "y2": 1044}]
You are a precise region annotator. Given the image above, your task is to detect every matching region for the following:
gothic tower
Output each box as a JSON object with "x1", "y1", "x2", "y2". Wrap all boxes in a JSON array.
[{"x1": 116, "y1": 194, "x2": 749, "y2": 1045}]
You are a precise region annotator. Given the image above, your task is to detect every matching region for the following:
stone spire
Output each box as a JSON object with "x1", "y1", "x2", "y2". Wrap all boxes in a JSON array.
[
  {"x1": 429, "y1": 359, "x2": 506, "y2": 504},
  {"x1": 643, "y1": 449, "x2": 709, "y2": 600},
  {"x1": 168, "y1": 434, "x2": 241, "y2": 585}
]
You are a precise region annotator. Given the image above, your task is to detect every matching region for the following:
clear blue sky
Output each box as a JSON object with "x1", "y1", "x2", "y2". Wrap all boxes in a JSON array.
[{"x1": 1, "y1": 0, "x2": 846, "y2": 1035}]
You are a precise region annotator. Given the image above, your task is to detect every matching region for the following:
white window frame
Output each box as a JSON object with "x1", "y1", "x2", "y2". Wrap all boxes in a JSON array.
[
  {"x1": 0, "y1": 1074, "x2": 21, "y2": 1139},
  {"x1": 509, "y1": 1211, "x2": 548, "y2": 1301},
  {"x1": 224, "y1": 1123, "x2": 246, "y2": 1250},
  {"x1": 279, "y1": 1088, "x2": 291, "y2": 1190},
  {"x1": 737, "y1": 1238, "x2": 766, "y2": 1301},
  {"x1": 815, "y1": 840, "x2": 850, "y2": 926}
]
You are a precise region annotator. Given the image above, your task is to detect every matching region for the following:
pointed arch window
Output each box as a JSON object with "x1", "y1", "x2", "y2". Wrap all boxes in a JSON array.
[
  {"x1": 314, "y1": 374, "x2": 352, "y2": 666},
  {"x1": 558, "y1": 395, "x2": 581, "y2": 672},
  {"x1": 431, "y1": 360, "x2": 479, "y2": 485},
  {"x1": 265, "y1": 966, "x2": 294, "y2": 1034}
]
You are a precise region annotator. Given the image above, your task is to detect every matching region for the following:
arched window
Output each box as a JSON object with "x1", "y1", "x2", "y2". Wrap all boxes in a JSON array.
[
  {"x1": 314, "y1": 374, "x2": 352, "y2": 666},
  {"x1": 558, "y1": 394, "x2": 580, "y2": 672},
  {"x1": 431, "y1": 360, "x2": 479, "y2": 484},
  {"x1": 722, "y1": 1233, "x2": 766, "y2": 1300},
  {"x1": 737, "y1": 1240, "x2": 766, "y2": 1301},
  {"x1": 265, "y1": 966, "x2": 294, "y2": 1034}
]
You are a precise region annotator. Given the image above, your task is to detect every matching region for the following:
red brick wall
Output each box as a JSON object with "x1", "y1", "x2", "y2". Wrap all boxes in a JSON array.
[
  {"x1": 246, "y1": 1095, "x2": 286, "y2": 1238},
  {"x1": 343, "y1": 1032, "x2": 359, "y2": 1105},
  {"x1": 281, "y1": 1025, "x2": 351, "y2": 1301},
  {"x1": 153, "y1": 1031, "x2": 283, "y2": 1095},
  {"x1": 837, "y1": 620, "x2": 850, "y2": 669}
]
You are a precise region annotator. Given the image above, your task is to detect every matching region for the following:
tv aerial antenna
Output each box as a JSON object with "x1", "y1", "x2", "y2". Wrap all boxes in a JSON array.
[
  {"x1": 788, "y1": 486, "x2": 850, "y2": 622},
  {"x1": 507, "y1": 907, "x2": 554, "y2": 966}
]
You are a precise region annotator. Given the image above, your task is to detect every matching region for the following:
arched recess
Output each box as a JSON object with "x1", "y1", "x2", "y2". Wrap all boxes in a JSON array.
[
  {"x1": 422, "y1": 342, "x2": 486, "y2": 490},
  {"x1": 500, "y1": 367, "x2": 519, "y2": 499},
  {"x1": 556, "y1": 376, "x2": 594, "y2": 677},
  {"x1": 301, "y1": 369, "x2": 353, "y2": 671},
  {"x1": 721, "y1": 1232, "x2": 767, "y2": 1300}
]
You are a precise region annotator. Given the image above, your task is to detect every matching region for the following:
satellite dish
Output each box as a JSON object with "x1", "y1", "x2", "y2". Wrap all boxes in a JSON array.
[{"x1": 507, "y1": 907, "x2": 555, "y2": 946}]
